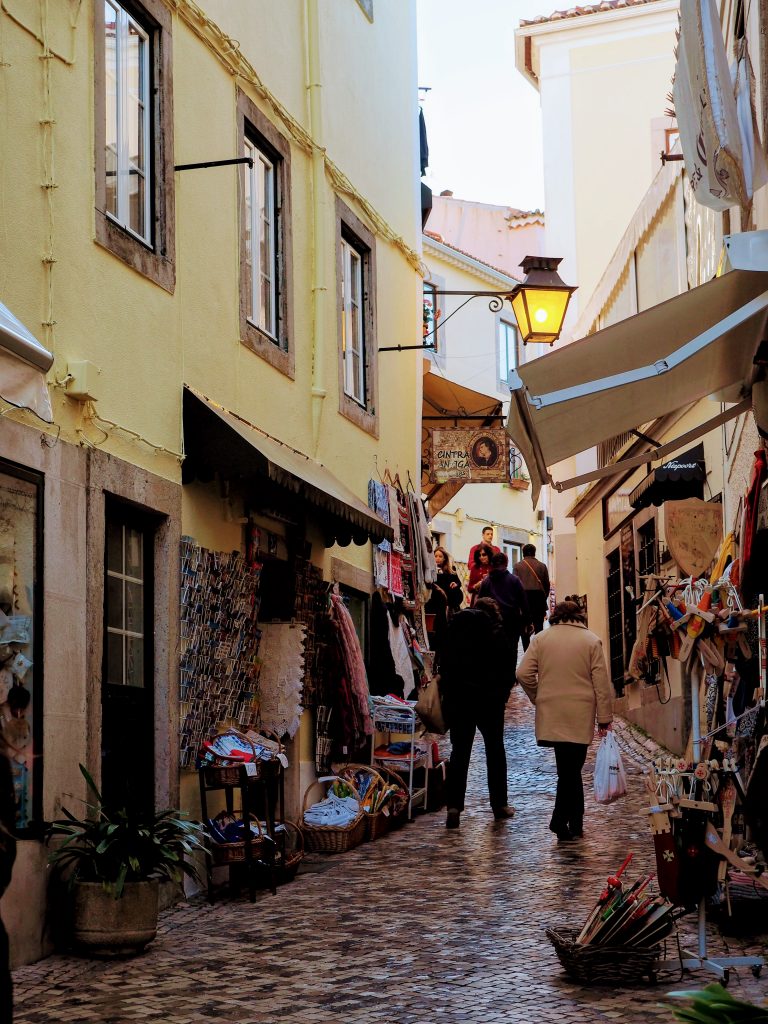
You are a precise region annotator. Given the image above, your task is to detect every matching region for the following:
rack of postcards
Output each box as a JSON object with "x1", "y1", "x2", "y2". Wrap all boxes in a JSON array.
[
  {"x1": 369, "y1": 696, "x2": 428, "y2": 819},
  {"x1": 179, "y1": 537, "x2": 263, "y2": 768}
]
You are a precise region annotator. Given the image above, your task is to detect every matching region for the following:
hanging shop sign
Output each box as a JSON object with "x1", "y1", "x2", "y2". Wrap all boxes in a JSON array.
[
  {"x1": 428, "y1": 428, "x2": 509, "y2": 484},
  {"x1": 665, "y1": 497, "x2": 723, "y2": 577}
]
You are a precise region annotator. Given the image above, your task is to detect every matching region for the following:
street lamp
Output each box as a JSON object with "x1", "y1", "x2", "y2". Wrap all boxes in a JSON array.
[
  {"x1": 379, "y1": 255, "x2": 576, "y2": 353},
  {"x1": 509, "y1": 256, "x2": 576, "y2": 346}
]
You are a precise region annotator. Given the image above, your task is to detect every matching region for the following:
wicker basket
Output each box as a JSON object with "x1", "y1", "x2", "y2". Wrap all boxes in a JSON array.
[
  {"x1": 301, "y1": 776, "x2": 366, "y2": 854},
  {"x1": 371, "y1": 762, "x2": 409, "y2": 836},
  {"x1": 274, "y1": 820, "x2": 304, "y2": 883},
  {"x1": 337, "y1": 763, "x2": 389, "y2": 842},
  {"x1": 201, "y1": 730, "x2": 262, "y2": 787},
  {"x1": 545, "y1": 928, "x2": 660, "y2": 985},
  {"x1": 208, "y1": 813, "x2": 267, "y2": 865}
]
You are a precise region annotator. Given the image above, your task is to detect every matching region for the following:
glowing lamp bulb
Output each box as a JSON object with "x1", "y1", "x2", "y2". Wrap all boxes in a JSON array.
[{"x1": 534, "y1": 307, "x2": 548, "y2": 323}]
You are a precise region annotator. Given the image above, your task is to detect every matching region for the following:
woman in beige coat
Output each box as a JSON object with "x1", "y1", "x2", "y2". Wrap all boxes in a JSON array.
[{"x1": 516, "y1": 601, "x2": 614, "y2": 841}]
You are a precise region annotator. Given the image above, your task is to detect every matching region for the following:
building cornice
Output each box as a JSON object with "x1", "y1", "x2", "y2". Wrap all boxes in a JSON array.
[
  {"x1": 515, "y1": 0, "x2": 679, "y2": 88},
  {"x1": 423, "y1": 237, "x2": 522, "y2": 288}
]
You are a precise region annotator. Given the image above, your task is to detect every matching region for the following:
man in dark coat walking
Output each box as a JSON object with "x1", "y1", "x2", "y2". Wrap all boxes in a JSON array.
[
  {"x1": 513, "y1": 543, "x2": 550, "y2": 649},
  {"x1": 478, "y1": 552, "x2": 530, "y2": 672},
  {"x1": 441, "y1": 598, "x2": 517, "y2": 829}
]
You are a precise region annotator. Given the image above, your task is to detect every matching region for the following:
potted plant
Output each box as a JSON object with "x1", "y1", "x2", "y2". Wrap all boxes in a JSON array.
[
  {"x1": 46, "y1": 765, "x2": 208, "y2": 956},
  {"x1": 666, "y1": 983, "x2": 766, "y2": 1021}
]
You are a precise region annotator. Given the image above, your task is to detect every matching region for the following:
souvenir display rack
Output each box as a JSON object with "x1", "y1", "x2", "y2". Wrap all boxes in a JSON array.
[
  {"x1": 638, "y1": 576, "x2": 767, "y2": 983},
  {"x1": 198, "y1": 758, "x2": 281, "y2": 903},
  {"x1": 369, "y1": 700, "x2": 428, "y2": 819},
  {"x1": 179, "y1": 537, "x2": 262, "y2": 768}
]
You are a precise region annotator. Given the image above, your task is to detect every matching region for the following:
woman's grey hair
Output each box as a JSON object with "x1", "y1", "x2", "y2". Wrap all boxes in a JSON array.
[{"x1": 549, "y1": 600, "x2": 586, "y2": 626}]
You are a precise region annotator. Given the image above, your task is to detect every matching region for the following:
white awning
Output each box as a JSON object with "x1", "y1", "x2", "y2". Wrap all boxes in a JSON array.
[
  {"x1": 0, "y1": 302, "x2": 54, "y2": 422},
  {"x1": 506, "y1": 232, "x2": 768, "y2": 506}
]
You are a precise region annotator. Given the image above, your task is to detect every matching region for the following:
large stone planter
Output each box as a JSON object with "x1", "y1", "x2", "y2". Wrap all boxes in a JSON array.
[{"x1": 72, "y1": 880, "x2": 159, "y2": 956}]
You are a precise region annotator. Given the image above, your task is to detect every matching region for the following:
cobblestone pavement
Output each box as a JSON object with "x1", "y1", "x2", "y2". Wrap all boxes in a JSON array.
[{"x1": 13, "y1": 691, "x2": 768, "y2": 1023}]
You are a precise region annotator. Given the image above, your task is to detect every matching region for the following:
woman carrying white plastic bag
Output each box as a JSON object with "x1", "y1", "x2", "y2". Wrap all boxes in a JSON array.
[
  {"x1": 593, "y1": 731, "x2": 627, "y2": 804},
  {"x1": 517, "y1": 600, "x2": 614, "y2": 842}
]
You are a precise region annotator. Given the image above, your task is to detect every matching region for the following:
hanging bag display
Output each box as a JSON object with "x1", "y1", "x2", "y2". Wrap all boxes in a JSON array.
[
  {"x1": 415, "y1": 674, "x2": 446, "y2": 735},
  {"x1": 593, "y1": 732, "x2": 627, "y2": 804}
]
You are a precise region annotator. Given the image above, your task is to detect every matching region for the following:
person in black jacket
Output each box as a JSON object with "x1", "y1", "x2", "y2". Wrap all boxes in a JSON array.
[
  {"x1": 478, "y1": 551, "x2": 531, "y2": 673},
  {"x1": 433, "y1": 546, "x2": 464, "y2": 616},
  {"x1": 441, "y1": 598, "x2": 516, "y2": 829}
]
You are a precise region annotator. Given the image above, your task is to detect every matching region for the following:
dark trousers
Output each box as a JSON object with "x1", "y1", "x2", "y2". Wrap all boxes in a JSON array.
[
  {"x1": 521, "y1": 592, "x2": 547, "y2": 651},
  {"x1": 446, "y1": 697, "x2": 508, "y2": 812},
  {"x1": 551, "y1": 742, "x2": 589, "y2": 833}
]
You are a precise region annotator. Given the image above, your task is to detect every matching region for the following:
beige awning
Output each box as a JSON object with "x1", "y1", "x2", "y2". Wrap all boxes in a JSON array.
[
  {"x1": 0, "y1": 301, "x2": 53, "y2": 422},
  {"x1": 422, "y1": 369, "x2": 504, "y2": 515},
  {"x1": 183, "y1": 386, "x2": 392, "y2": 547},
  {"x1": 506, "y1": 246, "x2": 768, "y2": 506}
]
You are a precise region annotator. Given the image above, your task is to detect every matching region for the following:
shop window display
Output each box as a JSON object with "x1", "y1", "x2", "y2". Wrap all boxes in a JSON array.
[{"x1": 0, "y1": 463, "x2": 41, "y2": 830}]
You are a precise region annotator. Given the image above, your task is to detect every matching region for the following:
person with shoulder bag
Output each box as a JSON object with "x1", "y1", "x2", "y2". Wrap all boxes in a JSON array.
[{"x1": 513, "y1": 544, "x2": 550, "y2": 650}]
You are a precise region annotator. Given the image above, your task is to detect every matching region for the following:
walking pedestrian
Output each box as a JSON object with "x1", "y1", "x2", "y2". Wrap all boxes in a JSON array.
[
  {"x1": 467, "y1": 526, "x2": 500, "y2": 571},
  {"x1": 441, "y1": 598, "x2": 516, "y2": 828},
  {"x1": 466, "y1": 543, "x2": 494, "y2": 606},
  {"x1": 513, "y1": 543, "x2": 551, "y2": 650},
  {"x1": 433, "y1": 546, "x2": 464, "y2": 616},
  {"x1": 477, "y1": 552, "x2": 530, "y2": 673},
  {"x1": 516, "y1": 600, "x2": 613, "y2": 841}
]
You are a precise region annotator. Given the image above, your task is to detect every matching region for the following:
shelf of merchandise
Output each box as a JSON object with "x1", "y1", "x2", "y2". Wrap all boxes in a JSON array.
[{"x1": 369, "y1": 702, "x2": 428, "y2": 820}]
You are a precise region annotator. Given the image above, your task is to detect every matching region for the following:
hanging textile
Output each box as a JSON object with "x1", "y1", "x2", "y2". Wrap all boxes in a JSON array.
[
  {"x1": 388, "y1": 485, "x2": 405, "y2": 553},
  {"x1": 741, "y1": 450, "x2": 767, "y2": 598},
  {"x1": 253, "y1": 621, "x2": 306, "y2": 739},
  {"x1": 330, "y1": 593, "x2": 372, "y2": 742},
  {"x1": 387, "y1": 612, "x2": 415, "y2": 696},
  {"x1": 396, "y1": 486, "x2": 416, "y2": 607}
]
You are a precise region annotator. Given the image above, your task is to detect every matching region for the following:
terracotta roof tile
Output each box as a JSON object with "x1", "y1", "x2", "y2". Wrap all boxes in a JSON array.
[
  {"x1": 423, "y1": 231, "x2": 524, "y2": 282},
  {"x1": 520, "y1": 0, "x2": 661, "y2": 28}
]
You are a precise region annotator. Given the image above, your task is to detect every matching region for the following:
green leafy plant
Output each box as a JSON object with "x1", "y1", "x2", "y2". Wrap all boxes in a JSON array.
[
  {"x1": 46, "y1": 765, "x2": 208, "y2": 898},
  {"x1": 666, "y1": 983, "x2": 768, "y2": 1022}
]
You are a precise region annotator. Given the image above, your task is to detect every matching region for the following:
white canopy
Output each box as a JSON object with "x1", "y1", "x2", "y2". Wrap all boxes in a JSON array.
[
  {"x1": 506, "y1": 232, "x2": 768, "y2": 506},
  {"x1": 0, "y1": 302, "x2": 54, "y2": 422}
]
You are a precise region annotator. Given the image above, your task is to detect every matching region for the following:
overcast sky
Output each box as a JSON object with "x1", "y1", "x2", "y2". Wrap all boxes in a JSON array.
[{"x1": 417, "y1": 0, "x2": 560, "y2": 211}]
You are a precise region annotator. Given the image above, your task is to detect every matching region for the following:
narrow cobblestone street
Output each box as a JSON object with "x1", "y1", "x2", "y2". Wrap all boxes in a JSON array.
[{"x1": 13, "y1": 692, "x2": 768, "y2": 1024}]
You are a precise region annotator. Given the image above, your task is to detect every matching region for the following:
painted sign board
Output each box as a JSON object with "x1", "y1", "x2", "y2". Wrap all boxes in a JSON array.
[{"x1": 427, "y1": 428, "x2": 509, "y2": 484}]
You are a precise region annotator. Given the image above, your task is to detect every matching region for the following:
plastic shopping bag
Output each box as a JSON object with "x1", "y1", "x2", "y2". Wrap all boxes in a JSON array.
[{"x1": 593, "y1": 732, "x2": 627, "y2": 804}]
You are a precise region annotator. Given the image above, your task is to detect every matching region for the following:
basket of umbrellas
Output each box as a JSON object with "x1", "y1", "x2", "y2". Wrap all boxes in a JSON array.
[
  {"x1": 338, "y1": 764, "x2": 408, "y2": 842},
  {"x1": 546, "y1": 854, "x2": 685, "y2": 985}
]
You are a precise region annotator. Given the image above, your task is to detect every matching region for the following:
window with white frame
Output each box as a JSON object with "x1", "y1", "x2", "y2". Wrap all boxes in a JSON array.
[
  {"x1": 341, "y1": 236, "x2": 366, "y2": 405},
  {"x1": 498, "y1": 318, "x2": 519, "y2": 387},
  {"x1": 337, "y1": 200, "x2": 377, "y2": 432},
  {"x1": 244, "y1": 138, "x2": 278, "y2": 339},
  {"x1": 104, "y1": 1, "x2": 151, "y2": 244}
]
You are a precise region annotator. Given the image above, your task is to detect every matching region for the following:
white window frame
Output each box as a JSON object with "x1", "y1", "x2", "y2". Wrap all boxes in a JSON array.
[
  {"x1": 341, "y1": 237, "x2": 366, "y2": 405},
  {"x1": 244, "y1": 137, "x2": 278, "y2": 339},
  {"x1": 104, "y1": 0, "x2": 152, "y2": 245},
  {"x1": 106, "y1": 522, "x2": 146, "y2": 688},
  {"x1": 498, "y1": 317, "x2": 519, "y2": 387}
]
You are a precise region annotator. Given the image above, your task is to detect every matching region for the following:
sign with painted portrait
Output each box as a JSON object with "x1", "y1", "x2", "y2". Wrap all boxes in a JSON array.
[{"x1": 428, "y1": 428, "x2": 509, "y2": 484}]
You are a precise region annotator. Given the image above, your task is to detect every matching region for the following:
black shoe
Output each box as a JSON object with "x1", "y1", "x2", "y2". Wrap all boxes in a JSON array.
[
  {"x1": 550, "y1": 822, "x2": 574, "y2": 841},
  {"x1": 493, "y1": 805, "x2": 516, "y2": 820},
  {"x1": 569, "y1": 828, "x2": 584, "y2": 839},
  {"x1": 446, "y1": 808, "x2": 461, "y2": 830}
]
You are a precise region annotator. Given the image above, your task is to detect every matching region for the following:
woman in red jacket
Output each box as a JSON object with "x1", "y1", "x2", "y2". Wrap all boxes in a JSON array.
[{"x1": 466, "y1": 544, "x2": 493, "y2": 606}]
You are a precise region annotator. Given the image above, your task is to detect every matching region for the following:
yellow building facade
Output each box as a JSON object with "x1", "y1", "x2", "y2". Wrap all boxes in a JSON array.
[{"x1": 0, "y1": 0, "x2": 422, "y2": 965}]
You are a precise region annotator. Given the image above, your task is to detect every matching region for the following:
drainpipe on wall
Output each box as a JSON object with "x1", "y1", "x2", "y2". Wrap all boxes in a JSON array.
[{"x1": 305, "y1": 0, "x2": 327, "y2": 452}]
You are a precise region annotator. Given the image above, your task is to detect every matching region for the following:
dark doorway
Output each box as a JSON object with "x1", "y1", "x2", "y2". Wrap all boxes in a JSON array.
[{"x1": 101, "y1": 501, "x2": 156, "y2": 813}]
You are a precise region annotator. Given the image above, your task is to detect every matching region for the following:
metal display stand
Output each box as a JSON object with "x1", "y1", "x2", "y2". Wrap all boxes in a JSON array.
[
  {"x1": 370, "y1": 702, "x2": 428, "y2": 819},
  {"x1": 660, "y1": 658, "x2": 764, "y2": 984}
]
